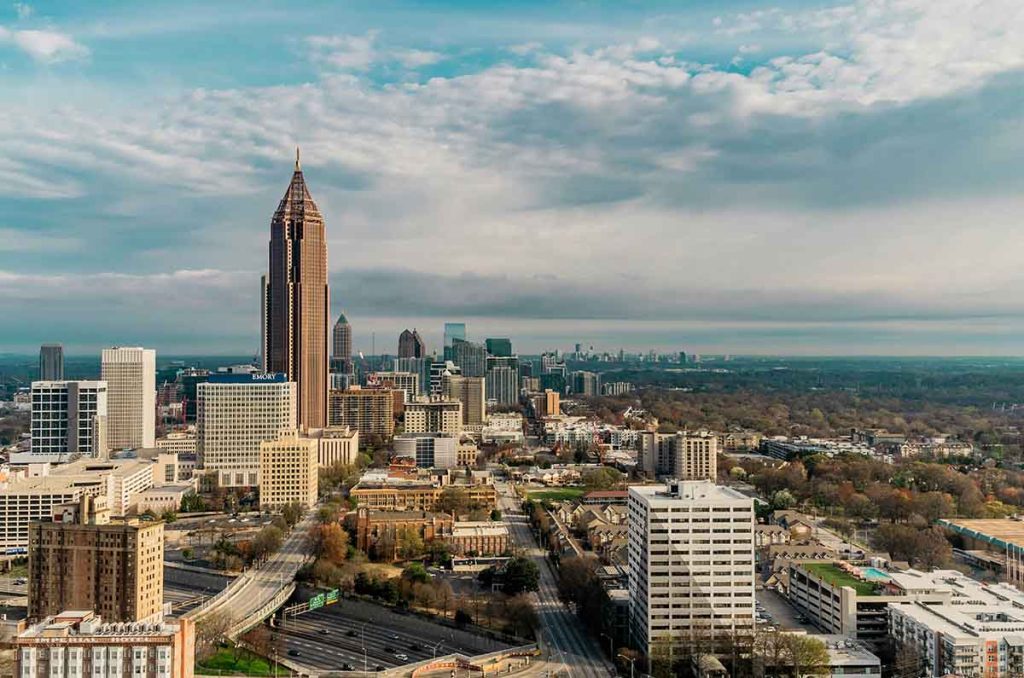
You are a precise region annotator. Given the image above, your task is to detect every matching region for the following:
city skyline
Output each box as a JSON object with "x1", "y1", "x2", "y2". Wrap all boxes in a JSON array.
[{"x1": 3, "y1": 1, "x2": 1023, "y2": 355}]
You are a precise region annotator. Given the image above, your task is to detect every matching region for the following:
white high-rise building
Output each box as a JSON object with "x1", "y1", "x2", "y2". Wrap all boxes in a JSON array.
[
  {"x1": 100, "y1": 347, "x2": 156, "y2": 450},
  {"x1": 29, "y1": 381, "x2": 108, "y2": 462},
  {"x1": 628, "y1": 481, "x2": 755, "y2": 663},
  {"x1": 196, "y1": 373, "x2": 296, "y2": 487}
]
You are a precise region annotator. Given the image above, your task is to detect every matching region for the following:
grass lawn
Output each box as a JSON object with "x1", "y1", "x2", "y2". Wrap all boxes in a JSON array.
[
  {"x1": 196, "y1": 647, "x2": 289, "y2": 676},
  {"x1": 804, "y1": 563, "x2": 877, "y2": 596},
  {"x1": 527, "y1": 487, "x2": 586, "y2": 502},
  {"x1": 4, "y1": 563, "x2": 28, "y2": 578}
]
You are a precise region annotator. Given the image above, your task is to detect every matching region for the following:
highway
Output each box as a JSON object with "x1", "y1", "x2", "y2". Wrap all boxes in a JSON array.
[
  {"x1": 186, "y1": 512, "x2": 314, "y2": 628},
  {"x1": 271, "y1": 598, "x2": 507, "y2": 672},
  {"x1": 497, "y1": 482, "x2": 615, "y2": 677}
]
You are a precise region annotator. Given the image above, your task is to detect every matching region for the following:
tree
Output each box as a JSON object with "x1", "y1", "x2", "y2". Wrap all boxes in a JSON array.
[
  {"x1": 160, "y1": 509, "x2": 177, "y2": 523},
  {"x1": 436, "y1": 487, "x2": 470, "y2": 515},
  {"x1": 582, "y1": 467, "x2": 623, "y2": 492},
  {"x1": 771, "y1": 489, "x2": 796, "y2": 510},
  {"x1": 396, "y1": 526, "x2": 425, "y2": 560},
  {"x1": 454, "y1": 609, "x2": 472, "y2": 627},
  {"x1": 195, "y1": 610, "x2": 234, "y2": 659},
  {"x1": 784, "y1": 634, "x2": 830, "y2": 677},
  {"x1": 490, "y1": 509, "x2": 503, "y2": 521},
  {"x1": 250, "y1": 525, "x2": 284, "y2": 563},
  {"x1": 310, "y1": 523, "x2": 349, "y2": 565},
  {"x1": 502, "y1": 557, "x2": 540, "y2": 595},
  {"x1": 281, "y1": 502, "x2": 304, "y2": 527},
  {"x1": 504, "y1": 594, "x2": 539, "y2": 638},
  {"x1": 402, "y1": 562, "x2": 430, "y2": 584}
]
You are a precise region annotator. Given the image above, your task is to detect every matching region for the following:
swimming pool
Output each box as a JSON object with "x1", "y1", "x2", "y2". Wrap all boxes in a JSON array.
[{"x1": 860, "y1": 567, "x2": 890, "y2": 581}]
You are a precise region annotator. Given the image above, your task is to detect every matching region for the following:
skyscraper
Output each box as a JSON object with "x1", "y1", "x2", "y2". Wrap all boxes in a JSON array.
[
  {"x1": 443, "y1": 322, "x2": 466, "y2": 361},
  {"x1": 30, "y1": 381, "x2": 108, "y2": 461},
  {"x1": 100, "y1": 347, "x2": 155, "y2": 451},
  {"x1": 332, "y1": 312, "x2": 353, "y2": 375},
  {"x1": 38, "y1": 344, "x2": 63, "y2": 381},
  {"x1": 398, "y1": 329, "x2": 426, "y2": 359},
  {"x1": 485, "y1": 338, "x2": 512, "y2": 358},
  {"x1": 451, "y1": 338, "x2": 486, "y2": 377},
  {"x1": 263, "y1": 150, "x2": 330, "y2": 429}
]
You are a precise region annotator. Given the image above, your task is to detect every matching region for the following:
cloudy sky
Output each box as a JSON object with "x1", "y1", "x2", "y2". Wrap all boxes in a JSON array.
[{"x1": 2, "y1": 0, "x2": 1024, "y2": 356}]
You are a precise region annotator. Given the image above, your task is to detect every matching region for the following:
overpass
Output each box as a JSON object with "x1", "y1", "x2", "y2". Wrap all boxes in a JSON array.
[{"x1": 185, "y1": 513, "x2": 314, "y2": 638}]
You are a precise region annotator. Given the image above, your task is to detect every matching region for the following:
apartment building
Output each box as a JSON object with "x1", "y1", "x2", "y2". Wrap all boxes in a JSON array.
[
  {"x1": 328, "y1": 387, "x2": 395, "y2": 443},
  {"x1": 628, "y1": 481, "x2": 755, "y2": 661},
  {"x1": 404, "y1": 398, "x2": 462, "y2": 436},
  {"x1": 196, "y1": 373, "x2": 296, "y2": 487},
  {"x1": 101, "y1": 347, "x2": 156, "y2": 451},
  {"x1": 29, "y1": 381, "x2": 108, "y2": 462},
  {"x1": 368, "y1": 371, "x2": 419, "y2": 403},
  {"x1": 394, "y1": 433, "x2": 458, "y2": 469},
  {"x1": 639, "y1": 431, "x2": 718, "y2": 480},
  {"x1": 16, "y1": 611, "x2": 194, "y2": 678},
  {"x1": 28, "y1": 496, "x2": 164, "y2": 623},
  {"x1": 258, "y1": 432, "x2": 318, "y2": 509}
]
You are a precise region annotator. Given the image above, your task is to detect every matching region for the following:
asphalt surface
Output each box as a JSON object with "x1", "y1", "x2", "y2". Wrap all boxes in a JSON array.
[
  {"x1": 163, "y1": 568, "x2": 232, "y2": 615},
  {"x1": 271, "y1": 598, "x2": 509, "y2": 672},
  {"x1": 497, "y1": 481, "x2": 615, "y2": 678},
  {"x1": 186, "y1": 512, "x2": 314, "y2": 625}
]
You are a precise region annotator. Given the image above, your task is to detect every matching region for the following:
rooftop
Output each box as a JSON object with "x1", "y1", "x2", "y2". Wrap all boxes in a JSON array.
[
  {"x1": 802, "y1": 562, "x2": 879, "y2": 596},
  {"x1": 940, "y1": 518, "x2": 1024, "y2": 550}
]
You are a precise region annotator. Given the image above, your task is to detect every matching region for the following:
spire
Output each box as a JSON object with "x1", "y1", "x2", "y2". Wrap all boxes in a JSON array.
[
  {"x1": 295, "y1": 146, "x2": 301, "y2": 171},
  {"x1": 275, "y1": 148, "x2": 320, "y2": 220}
]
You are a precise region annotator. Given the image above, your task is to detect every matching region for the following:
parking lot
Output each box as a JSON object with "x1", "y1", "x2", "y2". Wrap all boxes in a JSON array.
[
  {"x1": 271, "y1": 598, "x2": 512, "y2": 672},
  {"x1": 756, "y1": 588, "x2": 819, "y2": 632}
]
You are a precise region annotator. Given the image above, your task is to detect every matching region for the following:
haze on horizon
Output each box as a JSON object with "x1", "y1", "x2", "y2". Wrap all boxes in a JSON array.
[{"x1": 2, "y1": 0, "x2": 1023, "y2": 356}]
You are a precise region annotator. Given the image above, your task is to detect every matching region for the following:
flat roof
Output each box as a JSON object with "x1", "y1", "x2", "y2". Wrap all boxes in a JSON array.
[{"x1": 940, "y1": 518, "x2": 1024, "y2": 549}]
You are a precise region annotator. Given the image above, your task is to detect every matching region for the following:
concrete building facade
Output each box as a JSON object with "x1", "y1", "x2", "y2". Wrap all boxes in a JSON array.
[
  {"x1": 101, "y1": 347, "x2": 156, "y2": 451},
  {"x1": 404, "y1": 399, "x2": 463, "y2": 436},
  {"x1": 30, "y1": 381, "x2": 108, "y2": 462},
  {"x1": 328, "y1": 387, "x2": 395, "y2": 443},
  {"x1": 258, "y1": 433, "x2": 318, "y2": 509}
]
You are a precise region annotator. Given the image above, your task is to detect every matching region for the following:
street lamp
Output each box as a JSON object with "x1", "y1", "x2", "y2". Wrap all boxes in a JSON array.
[{"x1": 617, "y1": 653, "x2": 636, "y2": 678}]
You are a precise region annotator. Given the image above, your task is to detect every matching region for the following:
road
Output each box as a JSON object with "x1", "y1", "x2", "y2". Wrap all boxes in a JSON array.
[
  {"x1": 272, "y1": 598, "x2": 508, "y2": 672},
  {"x1": 163, "y1": 568, "x2": 232, "y2": 616},
  {"x1": 186, "y1": 512, "x2": 314, "y2": 627},
  {"x1": 497, "y1": 481, "x2": 614, "y2": 677}
]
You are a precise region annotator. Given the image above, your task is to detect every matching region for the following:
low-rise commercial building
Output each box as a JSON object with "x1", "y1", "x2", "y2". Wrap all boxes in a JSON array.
[
  {"x1": 154, "y1": 432, "x2": 196, "y2": 456},
  {"x1": 394, "y1": 433, "x2": 458, "y2": 469},
  {"x1": 16, "y1": 611, "x2": 194, "y2": 678},
  {"x1": 305, "y1": 426, "x2": 359, "y2": 467},
  {"x1": 448, "y1": 521, "x2": 509, "y2": 556}
]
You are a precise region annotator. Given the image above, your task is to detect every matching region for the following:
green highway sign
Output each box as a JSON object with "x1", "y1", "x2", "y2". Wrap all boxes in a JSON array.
[
  {"x1": 325, "y1": 589, "x2": 339, "y2": 605},
  {"x1": 309, "y1": 593, "x2": 325, "y2": 610}
]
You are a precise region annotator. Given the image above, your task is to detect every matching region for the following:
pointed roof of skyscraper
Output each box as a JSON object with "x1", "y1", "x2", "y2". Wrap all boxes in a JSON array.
[
  {"x1": 335, "y1": 311, "x2": 349, "y2": 325},
  {"x1": 274, "y1": 147, "x2": 321, "y2": 221}
]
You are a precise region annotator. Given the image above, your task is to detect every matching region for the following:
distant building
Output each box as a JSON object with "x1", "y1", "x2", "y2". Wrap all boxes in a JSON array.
[
  {"x1": 331, "y1": 312, "x2": 354, "y2": 376},
  {"x1": 485, "y1": 356, "x2": 519, "y2": 406},
  {"x1": 29, "y1": 381, "x2": 108, "y2": 462},
  {"x1": 451, "y1": 338, "x2": 487, "y2": 377},
  {"x1": 259, "y1": 432, "x2": 318, "y2": 509},
  {"x1": 196, "y1": 373, "x2": 296, "y2": 487},
  {"x1": 628, "y1": 481, "x2": 754, "y2": 662},
  {"x1": 531, "y1": 389, "x2": 560, "y2": 418},
  {"x1": 601, "y1": 381, "x2": 634, "y2": 397},
  {"x1": 349, "y1": 507, "x2": 453, "y2": 561},
  {"x1": 38, "y1": 344, "x2": 63, "y2": 381},
  {"x1": 485, "y1": 338, "x2": 513, "y2": 357},
  {"x1": 16, "y1": 610, "x2": 195, "y2": 678},
  {"x1": 398, "y1": 329, "x2": 426, "y2": 359},
  {"x1": 394, "y1": 433, "x2": 458, "y2": 469},
  {"x1": 444, "y1": 375, "x2": 486, "y2": 431},
  {"x1": 328, "y1": 387, "x2": 395, "y2": 444},
  {"x1": 404, "y1": 399, "x2": 463, "y2": 436},
  {"x1": 640, "y1": 431, "x2": 717, "y2": 480},
  {"x1": 443, "y1": 322, "x2": 467, "y2": 361},
  {"x1": 304, "y1": 426, "x2": 359, "y2": 467},
  {"x1": 101, "y1": 347, "x2": 156, "y2": 451},
  {"x1": 178, "y1": 368, "x2": 209, "y2": 424},
  {"x1": 155, "y1": 431, "x2": 196, "y2": 456},
  {"x1": 369, "y1": 371, "x2": 419, "y2": 403},
  {"x1": 429, "y1": 359, "x2": 460, "y2": 396},
  {"x1": 448, "y1": 521, "x2": 510, "y2": 556},
  {"x1": 28, "y1": 496, "x2": 164, "y2": 623},
  {"x1": 571, "y1": 371, "x2": 601, "y2": 397},
  {"x1": 393, "y1": 357, "x2": 430, "y2": 396},
  {"x1": 349, "y1": 472, "x2": 497, "y2": 511}
]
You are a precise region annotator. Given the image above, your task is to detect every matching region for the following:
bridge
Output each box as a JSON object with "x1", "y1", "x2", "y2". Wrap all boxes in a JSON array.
[{"x1": 185, "y1": 513, "x2": 313, "y2": 638}]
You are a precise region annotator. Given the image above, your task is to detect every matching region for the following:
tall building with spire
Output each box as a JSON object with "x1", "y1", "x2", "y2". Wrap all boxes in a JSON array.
[
  {"x1": 398, "y1": 329, "x2": 425, "y2": 359},
  {"x1": 263, "y1": 149, "x2": 330, "y2": 429},
  {"x1": 332, "y1": 312, "x2": 353, "y2": 375}
]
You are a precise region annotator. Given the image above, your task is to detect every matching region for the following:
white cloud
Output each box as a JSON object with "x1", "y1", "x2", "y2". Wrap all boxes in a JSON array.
[
  {"x1": 306, "y1": 31, "x2": 442, "y2": 72},
  {"x1": 0, "y1": 25, "x2": 88, "y2": 62}
]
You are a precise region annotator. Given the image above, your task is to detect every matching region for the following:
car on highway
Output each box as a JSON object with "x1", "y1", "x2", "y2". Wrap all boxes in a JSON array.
[
  {"x1": 288, "y1": 650, "x2": 300, "y2": 657},
  {"x1": 346, "y1": 630, "x2": 358, "y2": 637},
  {"x1": 394, "y1": 653, "x2": 408, "y2": 661},
  {"x1": 319, "y1": 628, "x2": 329, "y2": 635},
  {"x1": 341, "y1": 664, "x2": 353, "y2": 671},
  {"x1": 14, "y1": 578, "x2": 26, "y2": 585},
  {"x1": 389, "y1": 633, "x2": 399, "y2": 640}
]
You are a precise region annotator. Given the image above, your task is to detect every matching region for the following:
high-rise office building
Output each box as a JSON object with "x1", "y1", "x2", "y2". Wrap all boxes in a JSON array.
[
  {"x1": 443, "y1": 322, "x2": 466, "y2": 361},
  {"x1": 332, "y1": 312, "x2": 353, "y2": 375},
  {"x1": 196, "y1": 373, "x2": 296, "y2": 487},
  {"x1": 486, "y1": 355, "x2": 520, "y2": 406},
  {"x1": 628, "y1": 481, "x2": 755, "y2": 662},
  {"x1": 100, "y1": 347, "x2": 155, "y2": 451},
  {"x1": 429, "y1": 359, "x2": 460, "y2": 396},
  {"x1": 485, "y1": 338, "x2": 513, "y2": 358},
  {"x1": 444, "y1": 375, "x2": 486, "y2": 431},
  {"x1": 30, "y1": 381, "x2": 107, "y2": 462},
  {"x1": 259, "y1": 432, "x2": 318, "y2": 509},
  {"x1": 263, "y1": 151, "x2": 330, "y2": 429},
  {"x1": 404, "y1": 399, "x2": 462, "y2": 436},
  {"x1": 328, "y1": 387, "x2": 395, "y2": 443},
  {"x1": 639, "y1": 431, "x2": 718, "y2": 480},
  {"x1": 28, "y1": 496, "x2": 164, "y2": 623},
  {"x1": 394, "y1": 357, "x2": 430, "y2": 396},
  {"x1": 38, "y1": 344, "x2": 64, "y2": 381},
  {"x1": 398, "y1": 329, "x2": 426, "y2": 359},
  {"x1": 451, "y1": 338, "x2": 487, "y2": 377},
  {"x1": 571, "y1": 370, "x2": 601, "y2": 397}
]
